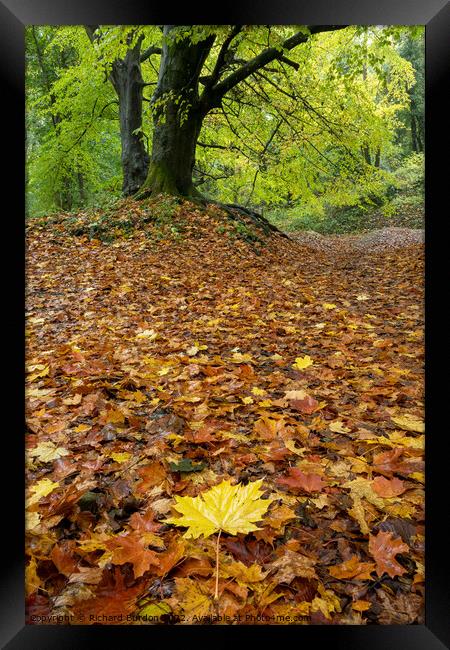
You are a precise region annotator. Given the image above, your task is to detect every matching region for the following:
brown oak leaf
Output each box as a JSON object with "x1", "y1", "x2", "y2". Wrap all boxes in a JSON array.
[{"x1": 368, "y1": 530, "x2": 409, "y2": 578}]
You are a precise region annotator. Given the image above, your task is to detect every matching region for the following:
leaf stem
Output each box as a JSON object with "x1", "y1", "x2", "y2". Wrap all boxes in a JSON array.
[{"x1": 214, "y1": 529, "x2": 222, "y2": 600}]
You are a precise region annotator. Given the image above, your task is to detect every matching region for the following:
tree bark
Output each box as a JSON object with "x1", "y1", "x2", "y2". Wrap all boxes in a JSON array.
[
  {"x1": 140, "y1": 26, "x2": 214, "y2": 198},
  {"x1": 110, "y1": 42, "x2": 150, "y2": 196},
  {"x1": 85, "y1": 27, "x2": 152, "y2": 196}
]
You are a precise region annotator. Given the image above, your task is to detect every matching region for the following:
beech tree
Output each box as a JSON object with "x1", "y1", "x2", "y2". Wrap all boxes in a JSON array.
[
  {"x1": 140, "y1": 25, "x2": 346, "y2": 198},
  {"x1": 26, "y1": 25, "x2": 419, "y2": 216}
]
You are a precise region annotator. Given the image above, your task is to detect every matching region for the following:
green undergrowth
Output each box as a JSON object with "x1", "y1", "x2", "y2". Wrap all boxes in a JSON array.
[{"x1": 269, "y1": 202, "x2": 424, "y2": 235}]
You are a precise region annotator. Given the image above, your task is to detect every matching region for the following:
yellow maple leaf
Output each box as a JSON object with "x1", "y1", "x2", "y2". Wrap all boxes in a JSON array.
[
  {"x1": 27, "y1": 478, "x2": 59, "y2": 507},
  {"x1": 329, "y1": 421, "x2": 351, "y2": 434},
  {"x1": 222, "y1": 561, "x2": 265, "y2": 584},
  {"x1": 28, "y1": 441, "x2": 69, "y2": 464},
  {"x1": 391, "y1": 414, "x2": 424, "y2": 433},
  {"x1": 164, "y1": 479, "x2": 273, "y2": 539},
  {"x1": 25, "y1": 511, "x2": 41, "y2": 531},
  {"x1": 311, "y1": 584, "x2": 341, "y2": 619},
  {"x1": 284, "y1": 439, "x2": 306, "y2": 456},
  {"x1": 252, "y1": 387, "x2": 267, "y2": 396},
  {"x1": 28, "y1": 365, "x2": 50, "y2": 382},
  {"x1": 292, "y1": 355, "x2": 313, "y2": 370},
  {"x1": 170, "y1": 578, "x2": 211, "y2": 620},
  {"x1": 323, "y1": 303, "x2": 337, "y2": 310},
  {"x1": 231, "y1": 351, "x2": 253, "y2": 363},
  {"x1": 108, "y1": 452, "x2": 132, "y2": 464},
  {"x1": 139, "y1": 601, "x2": 171, "y2": 619}
]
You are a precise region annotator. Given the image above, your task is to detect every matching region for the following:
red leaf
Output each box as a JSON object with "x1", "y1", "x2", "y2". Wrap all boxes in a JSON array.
[
  {"x1": 277, "y1": 468, "x2": 326, "y2": 493},
  {"x1": 290, "y1": 396, "x2": 319, "y2": 414},
  {"x1": 372, "y1": 448, "x2": 423, "y2": 477}
]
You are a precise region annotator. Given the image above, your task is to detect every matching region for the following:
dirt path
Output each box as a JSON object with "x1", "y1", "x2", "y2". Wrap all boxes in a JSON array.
[{"x1": 289, "y1": 227, "x2": 424, "y2": 263}]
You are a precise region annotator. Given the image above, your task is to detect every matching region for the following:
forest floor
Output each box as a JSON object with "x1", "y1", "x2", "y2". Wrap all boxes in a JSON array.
[{"x1": 25, "y1": 197, "x2": 424, "y2": 626}]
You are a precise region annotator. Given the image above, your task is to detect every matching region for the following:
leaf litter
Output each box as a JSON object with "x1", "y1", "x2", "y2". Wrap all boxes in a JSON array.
[{"x1": 25, "y1": 197, "x2": 424, "y2": 625}]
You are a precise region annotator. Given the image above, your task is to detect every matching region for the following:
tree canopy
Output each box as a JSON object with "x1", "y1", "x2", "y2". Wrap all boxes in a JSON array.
[{"x1": 26, "y1": 24, "x2": 424, "y2": 224}]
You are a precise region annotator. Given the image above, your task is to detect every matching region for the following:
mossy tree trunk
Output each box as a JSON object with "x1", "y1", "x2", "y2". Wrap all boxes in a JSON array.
[{"x1": 140, "y1": 26, "x2": 215, "y2": 198}]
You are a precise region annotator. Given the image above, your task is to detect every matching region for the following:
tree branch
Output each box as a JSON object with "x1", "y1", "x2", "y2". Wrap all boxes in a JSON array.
[
  {"x1": 208, "y1": 25, "x2": 347, "y2": 106},
  {"x1": 140, "y1": 45, "x2": 162, "y2": 62},
  {"x1": 279, "y1": 55, "x2": 299, "y2": 70},
  {"x1": 206, "y1": 25, "x2": 243, "y2": 88},
  {"x1": 84, "y1": 25, "x2": 100, "y2": 43}
]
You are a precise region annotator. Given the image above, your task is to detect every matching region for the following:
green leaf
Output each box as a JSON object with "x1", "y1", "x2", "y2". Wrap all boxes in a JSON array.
[{"x1": 169, "y1": 459, "x2": 207, "y2": 473}]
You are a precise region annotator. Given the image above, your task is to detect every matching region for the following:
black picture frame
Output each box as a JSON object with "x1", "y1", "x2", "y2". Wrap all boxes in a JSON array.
[{"x1": 4, "y1": 0, "x2": 449, "y2": 647}]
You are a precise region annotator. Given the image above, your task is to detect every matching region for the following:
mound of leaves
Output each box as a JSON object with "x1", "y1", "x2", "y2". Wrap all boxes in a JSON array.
[
  {"x1": 25, "y1": 197, "x2": 424, "y2": 625},
  {"x1": 27, "y1": 195, "x2": 274, "y2": 251}
]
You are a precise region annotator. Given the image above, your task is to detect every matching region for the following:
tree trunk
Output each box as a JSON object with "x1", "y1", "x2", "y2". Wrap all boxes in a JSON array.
[
  {"x1": 361, "y1": 144, "x2": 371, "y2": 165},
  {"x1": 110, "y1": 42, "x2": 149, "y2": 196},
  {"x1": 374, "y1": 147, "x2": 381, "y2": 168},
  {"x1": 140, "y1": 26, "x2": 214, "y2": 198}
]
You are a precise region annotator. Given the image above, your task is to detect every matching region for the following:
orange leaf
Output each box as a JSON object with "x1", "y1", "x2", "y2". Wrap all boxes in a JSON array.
[
  {"x1": 175, "y1": 557, "x2": 213, "y2": 578},
  {"x1": 352, "y1": 600, "x2": 372, "y2": 612},
  {"x1": 105, "y1": 532, "x2": 160, "y2": 578},
  {"x1": 129, "y1": 508, "x2": 162, "y2": 532},
  {"x1": 136, "y1": 462, "x2": 166, "y2": 493},
  {"x1": 372, "y1": 476, "x2": 407, "y2": 497},
  {"x1": 51, "y1": 542, "x2": 79, "y2": 576},
  {"x1": 368, "y1": 530, "x2": 409, "y2": 578},
  {"x1": 154, "y1": 538, "x2": 186, "y2": 577},
  {"x1": 328, "y1": 555, "x2": 375, "y2": 580},
  {"x1": 277, "y1": 468, "x2": 326, "y2": 493},
  {"x1": 73, "y1": 567, "x2": 144, "y2": 620},
  {"x1": 253, "y1": 416, "x2": 278, "y2": 440}
]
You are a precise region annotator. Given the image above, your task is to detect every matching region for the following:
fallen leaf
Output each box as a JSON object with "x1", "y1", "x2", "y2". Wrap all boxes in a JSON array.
[
  {"x1": 164, "y1": 479, "x2": 273, "y2": 539},
  {"x1": 292, "y1": 355, "x2": 313, "y2": 370},
  {"x1": 391, "y1": 414, "x2": 424, "y2": 433},
  {"x1": 372, "y1": 476, "x2": 407, "y2": 497},
  {"x1": 369, "y1": 530, "x2": 409, "y2": 578},
  {"x1": 105, "y1": 532, "x2": 160, "y2": 578},
  {"x1": 328, "y1": 555, "x2": 375, "y2": 580},
  {"x1": 269, "y1": 549, "x2": 317, "y2": 584},
  {"x1": 27, "y1": 478, "x2": 59, "y2": 507},
  {"x1": 28, "y1": 441, "x2": 70, "y2": 463},
  {"x1": 277, "y1": 468, "x2": 326, "y2": 493}
]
